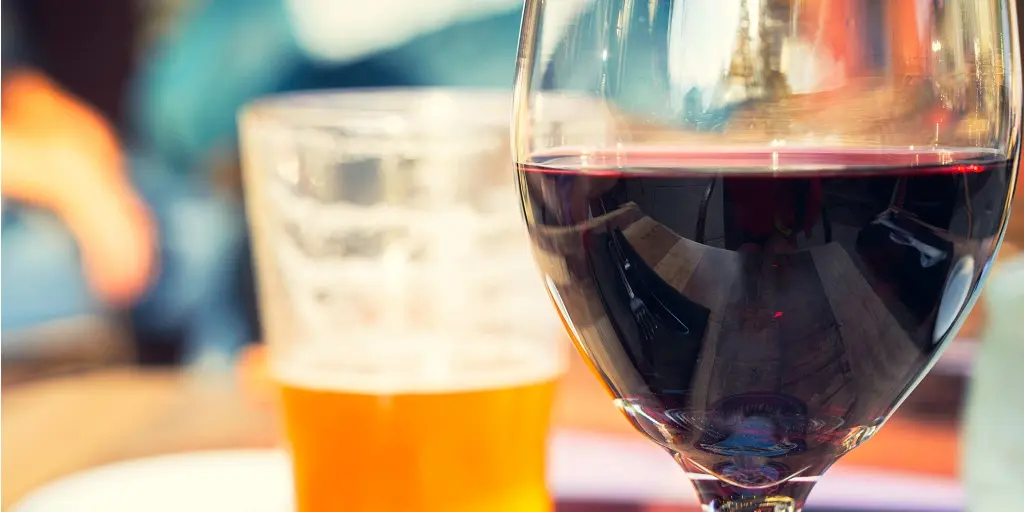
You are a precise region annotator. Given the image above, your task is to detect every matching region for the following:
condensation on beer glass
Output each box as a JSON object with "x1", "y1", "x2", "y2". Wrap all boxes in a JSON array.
[
  {"x1": 245, "y1": 92, "x2": 561, "y2": 352},
  {"x1": 239, "y1": 89, "x2": 566, "y2": 512}
]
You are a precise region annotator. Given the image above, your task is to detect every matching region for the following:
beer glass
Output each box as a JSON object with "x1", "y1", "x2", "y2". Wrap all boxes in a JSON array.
[{"x1": 240, "y1": 89, "x2": 565, "y2": 512}]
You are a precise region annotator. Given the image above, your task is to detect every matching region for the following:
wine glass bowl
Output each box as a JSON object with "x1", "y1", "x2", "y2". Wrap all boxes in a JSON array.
[{"x1": 513, "y1": 1, "x2": 1021, "y2": 510}]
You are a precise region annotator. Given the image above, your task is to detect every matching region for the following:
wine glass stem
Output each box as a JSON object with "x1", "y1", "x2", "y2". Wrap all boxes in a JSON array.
[
  {"x1": 685, "y1": 463, "x2": 814, "y2": 512},
  {"x1": 700, "y1": 496, "x2": 799, "y2": 511},
  {"x1": 691, "y1": 479, "x2": 812, "y2": 512}
]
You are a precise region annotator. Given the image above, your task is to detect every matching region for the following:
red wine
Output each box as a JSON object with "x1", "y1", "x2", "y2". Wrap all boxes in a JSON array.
[{"x1": 518, "y1": 149, "x2": 1011, "y2": 505}]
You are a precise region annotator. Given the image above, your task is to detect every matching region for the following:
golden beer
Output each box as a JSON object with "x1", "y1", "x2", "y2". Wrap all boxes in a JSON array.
[{"x1": 275, "y1": 340, "x2": 561, "y2": 512}]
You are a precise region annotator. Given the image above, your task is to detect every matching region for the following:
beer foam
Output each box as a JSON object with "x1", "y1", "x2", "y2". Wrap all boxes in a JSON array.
[{"x1": 273, "y1": 336, "x2": 565, "y2": 394}]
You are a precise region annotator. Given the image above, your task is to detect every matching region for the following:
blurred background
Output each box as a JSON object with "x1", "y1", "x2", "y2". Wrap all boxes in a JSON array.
[{"x1": 2, "y1": 0, "x2": 1023, "y2": 510}]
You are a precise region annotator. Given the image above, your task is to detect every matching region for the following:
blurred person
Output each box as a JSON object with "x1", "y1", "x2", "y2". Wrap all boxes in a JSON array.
[
  {"x1": 5, "y1": 0, "x2": 534, "y2": 369},
  {"x1": 1, "y1": 1, "x2": 250, "y2": 370}
]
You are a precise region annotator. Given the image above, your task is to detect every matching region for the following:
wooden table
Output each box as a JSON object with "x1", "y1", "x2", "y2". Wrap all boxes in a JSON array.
[{"x1": 1, "y1": 349, "x2": 959, "y2": 511}]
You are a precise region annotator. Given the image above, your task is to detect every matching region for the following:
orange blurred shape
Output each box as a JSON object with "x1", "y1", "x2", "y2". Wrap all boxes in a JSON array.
[
  {"x1": 887, "y1": 0, "x2": 930, "y2": 77},
  {"x1": 799, "y1": 0, "x2": 867, "y2": 78},
  {"x1": 237, "y1": 344, "x2": 277, "y2": 411}
]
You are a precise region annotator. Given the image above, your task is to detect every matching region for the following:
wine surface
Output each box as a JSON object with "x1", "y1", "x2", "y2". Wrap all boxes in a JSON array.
[{"x1": 518, "y1": 149, "x2": 1011, "y2": 498}]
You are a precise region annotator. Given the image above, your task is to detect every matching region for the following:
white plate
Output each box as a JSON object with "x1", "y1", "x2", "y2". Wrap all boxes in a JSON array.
[
  {"x1": 12, "y1": 431, "x2": 963, "y2": 511},
  {"x1": 11, "y1": 450, "x2": 294, "y2": 512}
]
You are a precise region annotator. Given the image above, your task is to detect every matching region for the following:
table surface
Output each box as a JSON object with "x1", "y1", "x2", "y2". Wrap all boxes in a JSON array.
[{"x1": 1, "y1": 348, "x2": 961, "y2": 511}]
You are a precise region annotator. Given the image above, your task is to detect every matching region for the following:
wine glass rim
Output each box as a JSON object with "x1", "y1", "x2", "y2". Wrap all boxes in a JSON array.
[
  {"x1": 520, "y1": 145, "x2": 1009, "y2": 171},
  {"x1": 240, "y1": 87, "x2": 511, "y2": 133}
]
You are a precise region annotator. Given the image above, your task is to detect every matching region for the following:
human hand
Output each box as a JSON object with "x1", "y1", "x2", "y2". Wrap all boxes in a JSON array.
[{"x1": 2, "y1": 70, "x2": 158, "y2": 306}]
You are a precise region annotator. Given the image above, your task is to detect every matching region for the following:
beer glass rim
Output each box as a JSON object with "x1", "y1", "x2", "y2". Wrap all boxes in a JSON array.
[{"x1": 240, "y1": 87, "x2": 511, "y2": 134}]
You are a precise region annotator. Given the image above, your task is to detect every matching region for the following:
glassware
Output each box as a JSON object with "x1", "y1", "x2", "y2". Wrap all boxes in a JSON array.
[
  {"x1": 240, "y1": 89, "x2": 565, "y2": 512},
  {"x1": 512, "y1": 1, "x2": 1021, "y2": 510}
]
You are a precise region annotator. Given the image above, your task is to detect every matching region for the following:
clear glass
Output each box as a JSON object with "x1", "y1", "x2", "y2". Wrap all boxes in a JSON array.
[
  {"x1": 513, "y1": 1, "x2": 1021, "y2": 511},
  {"x1": 240, "y1": 89, "x2": 566, "y2": 512}
]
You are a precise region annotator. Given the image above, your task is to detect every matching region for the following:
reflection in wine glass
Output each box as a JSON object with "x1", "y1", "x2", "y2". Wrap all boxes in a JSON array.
[{"x1": 513, "y1": 0, "x2": 1020, "y2": 510}]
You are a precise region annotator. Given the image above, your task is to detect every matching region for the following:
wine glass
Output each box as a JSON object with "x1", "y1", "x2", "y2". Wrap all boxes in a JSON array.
[{"x1": 512, "y1": 1, "x2": 1021, "y2": 510}]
